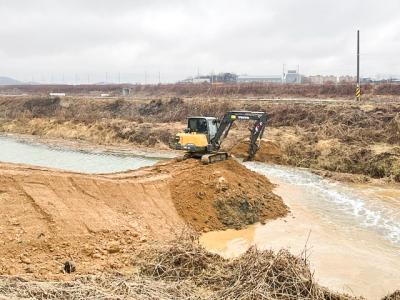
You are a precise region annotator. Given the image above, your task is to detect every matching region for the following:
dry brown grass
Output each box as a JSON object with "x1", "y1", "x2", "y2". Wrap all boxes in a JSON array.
[
  {"x1": 0, "y1": 275, "x2": 209, "y2": 300},
  {"x1": 0, "y1": 237, "x2": 360, "y2": 300},
  {"x1": 140, "y1": 238, "x2": 357, "y2": 300},
  {"x1": 2, "y1": 82, "x2": 400, "y2": 98}
]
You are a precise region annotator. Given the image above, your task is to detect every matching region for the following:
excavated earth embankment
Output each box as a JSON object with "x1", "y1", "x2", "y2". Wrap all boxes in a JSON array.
[{"x1": 0, "y1": 158, "x2": 287, "y2": 279}]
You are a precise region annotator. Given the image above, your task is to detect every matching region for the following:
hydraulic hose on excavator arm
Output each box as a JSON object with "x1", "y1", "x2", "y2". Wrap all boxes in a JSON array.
[{"x1": 210, "y1": 111, "x2": 267, "y2": 160}]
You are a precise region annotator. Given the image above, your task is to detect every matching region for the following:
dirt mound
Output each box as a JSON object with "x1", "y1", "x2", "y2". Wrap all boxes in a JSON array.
[
  {"x1": 0, "y1": 158, "x2": 286, "y2": 278},
  {"x1": 169, "y1": 159, "x2": 288, "y2": 231},
  {"x1": 230, "y1": 140, "x2": 284, "y2": 164}
]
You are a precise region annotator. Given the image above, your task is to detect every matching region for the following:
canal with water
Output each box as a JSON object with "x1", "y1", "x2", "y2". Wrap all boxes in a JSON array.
[{"x1": 1, "y1": 135, "x2": 399, "y2": 298}]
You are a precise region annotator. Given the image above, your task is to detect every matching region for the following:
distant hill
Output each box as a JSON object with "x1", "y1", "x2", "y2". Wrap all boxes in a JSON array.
[{"x1": 0, "y1": 76, "x2": 22, "y2": 85}]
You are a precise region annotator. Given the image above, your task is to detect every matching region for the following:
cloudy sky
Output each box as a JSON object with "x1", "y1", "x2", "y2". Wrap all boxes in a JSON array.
[{"x1": 0, "y1": 0, "x2": 399, "y2": 83}]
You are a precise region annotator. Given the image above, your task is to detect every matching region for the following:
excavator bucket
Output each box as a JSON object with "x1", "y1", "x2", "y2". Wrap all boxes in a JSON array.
[
  {"x1": 211, "y1": 111, "x2": 267, "y2": 161},
  {"x1": 246, "y1": 116, "x2": 266, "y2": 161}
]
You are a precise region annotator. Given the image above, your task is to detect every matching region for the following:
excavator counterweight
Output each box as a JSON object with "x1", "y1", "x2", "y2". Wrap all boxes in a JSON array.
[{"x1": 174, "y1": 111, "x2": 267, "y2": 164}]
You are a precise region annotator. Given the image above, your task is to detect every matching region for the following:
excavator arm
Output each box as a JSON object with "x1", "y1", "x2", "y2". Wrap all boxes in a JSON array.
[{"x1": 211, "y1": 111, "x2": 267, "y2": 160}]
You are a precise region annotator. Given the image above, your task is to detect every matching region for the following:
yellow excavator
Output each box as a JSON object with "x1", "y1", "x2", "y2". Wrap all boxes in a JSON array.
[{"x1": 174, "y1": 111, "x2": 267, "y2": 164}]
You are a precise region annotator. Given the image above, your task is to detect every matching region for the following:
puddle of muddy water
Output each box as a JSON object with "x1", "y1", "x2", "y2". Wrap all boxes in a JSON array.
[
  {"x1": 0, "y1": 135, "x2": 161, "y2": 173},
  {"x1": 201, "y1": 162, "x2": 400, "y2": 299}
]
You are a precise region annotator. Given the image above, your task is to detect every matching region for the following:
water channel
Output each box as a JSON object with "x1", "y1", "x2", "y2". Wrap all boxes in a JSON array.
[
  {"x1": 0, "y1": 135, "x2": 159, "y2": 173},
  {"x1": 0, "y1": 135, "x2": 399, "y2": 298}
]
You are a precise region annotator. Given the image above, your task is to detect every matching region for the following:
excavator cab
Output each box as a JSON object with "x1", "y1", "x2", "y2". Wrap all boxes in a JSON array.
[
  {"x1": 176, "y1": 117, "x2": 219, "y2": 153},
  {"x1": 187, "y1": 117, "x2": 219, "y2": 140}
]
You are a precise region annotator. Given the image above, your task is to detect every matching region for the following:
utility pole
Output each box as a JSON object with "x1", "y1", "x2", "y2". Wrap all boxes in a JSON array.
[{"x1": 356, "y1": 30, "x2": 361, "y2": 100}]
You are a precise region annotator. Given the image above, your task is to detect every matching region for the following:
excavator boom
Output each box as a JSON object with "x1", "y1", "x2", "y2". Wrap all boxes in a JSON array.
[{"x1": 211, "y1": 111, "x2": 267, "y2": 160}]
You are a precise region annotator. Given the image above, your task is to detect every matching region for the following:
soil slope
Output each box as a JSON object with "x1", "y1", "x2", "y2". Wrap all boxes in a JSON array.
[
  {"x1": 0, "y1": 161, "x2": 184, "y2": 278},
  {"x1": 170, "y1": 159, "x2": 287, "y2": 231},
  {"x1": 0, "y1": 158, "x2": 286, "y2": 278}
]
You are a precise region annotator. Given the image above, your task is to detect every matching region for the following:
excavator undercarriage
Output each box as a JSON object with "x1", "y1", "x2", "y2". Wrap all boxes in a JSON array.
[{"x1": 174, "y1": 111, "x2": 267, "y2": 164}]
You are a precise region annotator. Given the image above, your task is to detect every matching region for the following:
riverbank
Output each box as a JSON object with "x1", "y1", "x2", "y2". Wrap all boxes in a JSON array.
[
  {"x1": 0, "y1": 132, "x2": 178, "y2": 159},
  {"x1": 0, "y1": 136, "x2": 399, "y2": 299},
  {"x1": 1, "y1": 129, "x2": 397, "y2": 185},
  {"x1": 1, "y1": 96, "x2": 399, "y2": 182}
]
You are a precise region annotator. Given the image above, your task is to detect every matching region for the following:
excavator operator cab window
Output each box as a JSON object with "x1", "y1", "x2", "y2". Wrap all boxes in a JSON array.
[{"x1": 188, "y1": 118, "x2": 208, "y2": 134}]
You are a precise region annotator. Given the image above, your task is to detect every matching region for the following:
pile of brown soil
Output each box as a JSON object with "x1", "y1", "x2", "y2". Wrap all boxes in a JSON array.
[
  {"x1": 169, "y1": 158, "x2": 288, "y2": 231},
  {"x1": 0, "y1": 158, "x2": 287, "y2": 278},
  {"x1": 230, "y1": 140, "x2": 284, "y2": 164}
]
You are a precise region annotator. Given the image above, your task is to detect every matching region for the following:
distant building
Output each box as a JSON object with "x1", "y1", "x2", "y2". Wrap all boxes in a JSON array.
[
  {"x1": 210, "y1": 73, "x2": 238, "y2": 83},
  {"x1": 338, "y1": 75, "x2": 356, "y2": 83},
  {"x1": 182, "y1": 72, "x2": 238, "y2": 84},
  {"x1": 308, "y1": 75, "x2": 324, "y2": 84},
  {"x1": 306, "y1": 75, "x2": 339, "y2": 84},
  {"x1": 323, "y1": 75, "x2": 337, "y2": 84},
  {"x1": 237, "y1": 75, "x2": 282, "y2": 83},
  {"x1": 193, "y1": 77, "x2": 210, "y2": 83},
  {"x1": 122, "y1": 87, "x2": 131, "y2": 96},
  {"x1": 285, "y1": 70, "x2": 302, "y2": 84},
  {"x1": 361, "y1": 77, "x2": 373, "y2": 84},
  {"x1": 49, "y1": 92, "x2": 66, "y2": 97}
]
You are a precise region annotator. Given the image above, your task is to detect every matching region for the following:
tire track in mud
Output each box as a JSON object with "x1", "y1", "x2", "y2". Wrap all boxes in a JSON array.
[{"x1": 10, "y1": 178, "x2": 56, "y2": 233}]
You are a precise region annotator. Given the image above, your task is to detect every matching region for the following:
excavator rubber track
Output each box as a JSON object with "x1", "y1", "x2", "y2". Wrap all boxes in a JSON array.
[{"x1": 201, "y1": 152, "x2": 229, "y2": 164}]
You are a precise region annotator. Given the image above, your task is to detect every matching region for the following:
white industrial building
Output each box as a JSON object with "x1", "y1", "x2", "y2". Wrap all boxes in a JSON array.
[{"x1": 237, "y1": 75, "x2": 282, "y2": 83}]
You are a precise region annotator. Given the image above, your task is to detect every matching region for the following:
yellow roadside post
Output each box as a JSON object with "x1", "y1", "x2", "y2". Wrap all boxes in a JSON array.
[{"x1": 355, "y1": 85, "x2": 361, "y2": 101}]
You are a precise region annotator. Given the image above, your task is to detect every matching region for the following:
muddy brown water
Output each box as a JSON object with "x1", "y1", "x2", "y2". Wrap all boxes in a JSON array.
[
  {"x1": 201, "y1": 162, "x2": 400, "y2": 299},
  {"x1": 1, "y1": 136, "x2": 399, "y2": 299}
]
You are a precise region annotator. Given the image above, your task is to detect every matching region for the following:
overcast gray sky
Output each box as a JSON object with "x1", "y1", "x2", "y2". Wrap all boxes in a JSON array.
[{"x1": 1, "y1": 0, "x2": 399, "y2": 83}]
